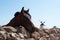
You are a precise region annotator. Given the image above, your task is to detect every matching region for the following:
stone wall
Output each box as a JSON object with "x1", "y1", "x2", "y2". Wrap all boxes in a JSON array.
[{"x1": 0, "y1": 26, "x2": 60, "y2": 40}]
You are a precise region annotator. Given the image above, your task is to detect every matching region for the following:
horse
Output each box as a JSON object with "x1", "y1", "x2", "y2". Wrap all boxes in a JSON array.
[{"x1": 4, "y1": 7, "x2": 39, "y2": 33}]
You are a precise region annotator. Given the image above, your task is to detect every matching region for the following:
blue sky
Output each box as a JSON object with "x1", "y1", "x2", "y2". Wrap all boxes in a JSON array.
[{"x1": 0, "y1": 0, "x2": 60, "y2": 28}]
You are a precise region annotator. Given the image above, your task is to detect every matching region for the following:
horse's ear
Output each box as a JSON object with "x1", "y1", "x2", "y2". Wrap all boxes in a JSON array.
[
  {"x1": 21, "y1": 7, "x2": 24, "y2": 13},
  {"x1": 27, "y1": 9, "x2": 29, "y2": 12},
  {"x1": 14, "y1": 12, "x2": 20, "y2": 17}
]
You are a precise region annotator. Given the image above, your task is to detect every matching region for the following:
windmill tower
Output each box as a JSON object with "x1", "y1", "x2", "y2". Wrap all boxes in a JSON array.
[{"x1": 40, "y1": 21, "x2": 45, "y2": 30}]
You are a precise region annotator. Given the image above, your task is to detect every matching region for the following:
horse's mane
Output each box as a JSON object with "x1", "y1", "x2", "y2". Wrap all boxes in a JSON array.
[{"x1": 14, "y1": 12, "x2": 20, "y2": 17}]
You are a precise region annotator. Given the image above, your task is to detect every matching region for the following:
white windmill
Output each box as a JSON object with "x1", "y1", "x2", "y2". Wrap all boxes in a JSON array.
[{"x1": 40, "y1": 21, "x2": 45, "y2": 30}]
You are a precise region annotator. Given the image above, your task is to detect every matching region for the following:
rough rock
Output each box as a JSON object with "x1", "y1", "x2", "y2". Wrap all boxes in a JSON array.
[
  {"x1": 32, "y1": 31, "x2": 40, "y2": 40},
  {"x1": 0, "y1": 26, "x2": 60, "y2": 40},
  {"x1": 2, "y1": 26, "x2": 17, "y2": 33}
]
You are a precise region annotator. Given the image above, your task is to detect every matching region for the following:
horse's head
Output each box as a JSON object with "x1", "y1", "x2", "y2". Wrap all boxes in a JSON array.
[
  {"x1": 15, "y1": 7, "x2": 36, "y2": 33},
  {"x1": 6, "y1": 7, "x2": 38, "y2": 33}
]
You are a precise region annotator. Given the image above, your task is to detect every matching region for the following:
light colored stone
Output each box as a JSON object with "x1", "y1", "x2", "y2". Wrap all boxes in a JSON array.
[
  {"x1": 8, "y1": 33, "x2": 21, "y2": 40},
  {"x1": 39, "y1": 36, "x2": 47, "y2": 40},
  {"x1": 2, "y1": 26, "x2": 17, "y2": 33},
  {"x1": 26, "y1": 38, "x2": 35, "y2": 40},
  {"x1": 32, "y1": 31, "x2": 40, "y2": 40},
  {"x1": 18, "y1": 33, "x2": 24, "y2": 39},
  {"x1": 49, "y1": 34, "x2": 56, "y2": 40},
  {"x1": 0, "y1": 31, "x2": 7, "y2": 40}
]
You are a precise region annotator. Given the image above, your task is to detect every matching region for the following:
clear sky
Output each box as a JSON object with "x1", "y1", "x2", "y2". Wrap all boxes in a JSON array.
[{"x1": 0, "y1": 0, "x2": 60, "y2": 28}]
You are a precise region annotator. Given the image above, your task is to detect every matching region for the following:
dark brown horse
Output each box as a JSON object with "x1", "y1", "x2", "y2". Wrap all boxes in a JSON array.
[{"x1": 5, "y1": 7, "x2": 39, "y2": 33}]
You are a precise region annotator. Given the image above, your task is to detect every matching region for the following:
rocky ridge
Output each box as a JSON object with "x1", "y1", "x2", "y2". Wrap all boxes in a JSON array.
[{"x1": 0, "y1": 26, "x2": 60, "y2": 40}]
